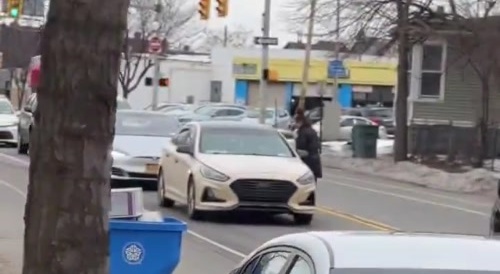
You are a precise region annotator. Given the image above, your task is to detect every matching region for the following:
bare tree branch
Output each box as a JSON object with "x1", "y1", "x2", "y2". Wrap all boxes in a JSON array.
[
  {"x1": 196, "y1": 25, "x2": 254, "y2": 52},
  {"x1": 120, "y1": 0, "x2": 201, "y2": 98}
]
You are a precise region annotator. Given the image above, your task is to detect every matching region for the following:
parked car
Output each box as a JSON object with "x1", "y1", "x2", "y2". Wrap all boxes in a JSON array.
[
  {"x1": 304, "y1": 106, "x2": 323, "y2": 124},
  {"x1": 157, "y1": 121, "x2": 316, "y2": 224},
  {"x1": 177, "y1": 105, "x2": 246, "y2": 124},
  {"x1": 230, "y1": 231, "x2": 500, "y2": 274},
  {"x1": 490, "y1": 180, "x2": 500, "y2": 235},
  {"x1": 17, "y1": 93, "x2": 131, "y2": 154},
  {"x1": 343, "y1": 107, "x2": 394, "y2": 136},
  {"x1": 144, "y1": 102, "x2": 186, "y2": 111},
  {"x1": 311, "y1": 115, "x2": 388, "y2": 141},
  {"x1": 0, "y1": 95, "x2": 18, "y2": 146},
  {"x1": 241, "y1": 107, "x2": 292, "y2": 129},
  {"x1": 111, "y1": 110, "x2": 180, "y2": 189}
]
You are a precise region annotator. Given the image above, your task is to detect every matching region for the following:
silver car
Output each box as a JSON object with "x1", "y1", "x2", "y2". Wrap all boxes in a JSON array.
[
  {"x1": 241, "y1": 107, "x2": 292, "y2": 129},
  {"x1": 231, "y1": 231, "x2": 500, "y2": 274},
  {"x1": 177, "y1": 105, "x2": 246, "y2": 124},
  {"x1": 111, "y1": 110, "x2": 180, "y2": 189}
]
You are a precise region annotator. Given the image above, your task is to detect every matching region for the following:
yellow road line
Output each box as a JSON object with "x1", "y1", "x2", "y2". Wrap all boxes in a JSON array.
[{"x1": 316, "y1": 206, "x2": 399, "y2": 231}]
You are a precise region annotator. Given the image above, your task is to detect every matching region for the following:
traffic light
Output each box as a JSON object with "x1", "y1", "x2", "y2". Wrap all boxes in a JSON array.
[
  {"x1": 144, "y1": 77, "x2": 169, "y2": 87},
  {"x1": 215, "y1": 0, "x2": 228, "y2": 17},
  {"x1": 159, "y1": 78, "x2": 169, "y2": 87},
  {"x1": 198, "y1": 0, "x2": 211, "y2": 20},
  {"x1": 7, "y1": 0, "x2": 23, "y2": 18}
]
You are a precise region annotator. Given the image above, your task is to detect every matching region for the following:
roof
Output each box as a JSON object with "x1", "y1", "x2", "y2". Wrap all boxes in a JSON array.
[
  {"x1": 271, "y1": 231, "x2": 500, "y2": 270},
  {"x1": 283, "y1": 40, "x2": 349, "y2": 52},
  {"x1": 196, "y1": 121, "x2": 277, "y2": 131}
]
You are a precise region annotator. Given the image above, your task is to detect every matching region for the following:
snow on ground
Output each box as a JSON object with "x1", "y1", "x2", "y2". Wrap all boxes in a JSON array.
[{"x1": 321, "y1": 140, "x2": 498, "y2": 194}]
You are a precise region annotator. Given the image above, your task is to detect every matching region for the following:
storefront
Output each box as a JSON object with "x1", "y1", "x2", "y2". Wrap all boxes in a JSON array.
[{"x1": 230, "y1": 54, "x2": 397, "y2": 111}]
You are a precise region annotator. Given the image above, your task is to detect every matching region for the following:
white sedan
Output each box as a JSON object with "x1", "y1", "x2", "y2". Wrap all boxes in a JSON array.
[
  {"x1": 230, "y1": 231, "x2": 500, "y2": 274},
  {"x1": 0, "y1": 96, "x2": 18, "y2": 146},
  {"x1": 313, "y1": 115, "x2": 388, "y2": 141},
  {"x1": 157, "y1": 121, "x2": 316, "y2": 224},
  {"x1": 111, "y1": 110, "x2": 180, "y2": 189}
]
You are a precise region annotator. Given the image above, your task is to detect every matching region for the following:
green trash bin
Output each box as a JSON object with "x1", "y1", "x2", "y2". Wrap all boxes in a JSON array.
[{"x1": 352, "y1": 124, "x2": 378, "y2": 158}]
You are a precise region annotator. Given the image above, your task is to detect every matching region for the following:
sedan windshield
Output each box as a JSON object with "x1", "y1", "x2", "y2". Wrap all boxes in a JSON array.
[
  {"x1": 115, "y1": 112, "x2": 179, "y2": 137},
  {"x1": 0, "y1": 101, "x2": 14, "y2": 114},
  {"x1": 199, "y1": 127, "x2": 294, "y2": 157},
  {"x1": 194, "y1": 105, "x2": 215, "y2": 115}
]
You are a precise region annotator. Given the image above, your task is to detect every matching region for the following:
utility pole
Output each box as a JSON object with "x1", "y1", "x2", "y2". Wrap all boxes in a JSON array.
[
  {"x1": 258, "y1": 0, "x2": 271, "y2": 124},
  {"x1": 394, "y1": 0, "x2": 410, "y2": 161},
  {"x1": 223, "y1": 25, "x2": 228, "y2": 47},
  {"x1": 151, "y1": 0, "x2": 162, "y2": 111},
  {"x1": 297, "y1": 0, "x2": 317, "y2": 111}
]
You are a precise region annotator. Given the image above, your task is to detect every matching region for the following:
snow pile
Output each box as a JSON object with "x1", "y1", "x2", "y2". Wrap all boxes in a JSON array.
[{"x1": 323, "y1": 155, "x2": 499, "y2": 193}]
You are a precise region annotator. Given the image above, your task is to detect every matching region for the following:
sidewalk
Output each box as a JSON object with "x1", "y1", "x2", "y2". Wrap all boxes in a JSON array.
[{"x1": 0, "y1": 194, "x2": 23, "y2": 274}]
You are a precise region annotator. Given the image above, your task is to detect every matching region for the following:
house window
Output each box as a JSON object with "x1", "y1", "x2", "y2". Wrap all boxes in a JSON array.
[{"x1": 409, "y1": 40, "x2": 447, "y2": 101}]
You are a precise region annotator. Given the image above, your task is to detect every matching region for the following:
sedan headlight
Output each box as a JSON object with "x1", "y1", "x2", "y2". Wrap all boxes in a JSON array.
[
  {"x1": 0, "y1": 122, "x2": 17, "y2": 127},
  {"x1": 200, "y1": 165, "x2": 229, "y2": 182},
  {"x1": 297, "y1": 171, "x2": 315, "y2": 185}
]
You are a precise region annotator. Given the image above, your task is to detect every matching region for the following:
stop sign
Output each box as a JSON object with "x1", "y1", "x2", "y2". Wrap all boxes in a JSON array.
[{"x1": 148, "y1": 36, "x2": 162, "y2": 53}]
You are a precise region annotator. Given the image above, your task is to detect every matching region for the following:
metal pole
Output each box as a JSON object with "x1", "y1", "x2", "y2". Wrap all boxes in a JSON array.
[
  {"x1": 223, "y1": 25, "x2": 228, "y2": 47},
  {"x1": 297, "y1": 0, "x2": 316, "y2": 111},
  {"x1": 258, "y1": 0, "x2": 271, "y2": 124},
  {"x1": 151, "y1": 1, "x2": 161, "y2": 111},
  {"x1": 332, "y1": 0, "x2": 340, "y2": 102}
]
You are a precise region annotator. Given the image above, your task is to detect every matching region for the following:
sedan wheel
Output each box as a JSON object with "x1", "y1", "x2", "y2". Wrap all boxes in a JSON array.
[
  {"x1": 187, "y1": 180, "x2": 203, "y2": 220},
  {"x1": 157, "y1": 174, "x2": 174, "y2": 208}
]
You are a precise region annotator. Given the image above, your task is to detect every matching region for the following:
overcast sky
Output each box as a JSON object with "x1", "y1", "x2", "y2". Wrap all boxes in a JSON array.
[{"x1": 205, "y1": 0, "x2": 300, "y2": 46}]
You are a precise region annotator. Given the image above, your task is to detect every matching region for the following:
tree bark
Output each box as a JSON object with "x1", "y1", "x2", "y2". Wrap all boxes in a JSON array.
[
  {"x1": 394, "y1": 0, "x2": 410, "y2": 162},
  {"x1": 22, "y1": 0, "x2": 128, "y2": 273}
]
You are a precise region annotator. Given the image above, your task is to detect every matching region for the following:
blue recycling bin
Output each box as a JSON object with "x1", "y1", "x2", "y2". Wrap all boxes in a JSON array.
[{"x1": 110, "y1": 217, "x2": 187, "y2": 274}]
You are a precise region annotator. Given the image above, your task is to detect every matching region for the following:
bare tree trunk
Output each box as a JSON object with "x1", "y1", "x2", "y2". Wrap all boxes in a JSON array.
[
  {"x1": 394, "y1": 0, "x2": 410, "y2": 162},
  {"x1": 22, "y1": 0, "x2": 128, "y2": 273}
]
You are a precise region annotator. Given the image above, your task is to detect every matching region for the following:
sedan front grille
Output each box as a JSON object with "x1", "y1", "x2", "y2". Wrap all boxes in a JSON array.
[
  {"x1": 127, "y1": 172, "x2": 157, "y2": 179},
  {"x1": 0, "y1": 131, "x2": 13, "y2": 139},
  {"x1": 230, "y1": 179, "x2": 297, "y2": 203}
]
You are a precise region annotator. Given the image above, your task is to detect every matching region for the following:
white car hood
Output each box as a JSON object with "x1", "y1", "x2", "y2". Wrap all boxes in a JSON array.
[
  {"x1": 0, "y1": 114, "x2": 18, "y2": 126},
  {"x1": 113, "y1": 135, "x2": 171, "y2": 157},
  {"x1": 196, "y1": 154, "x2": 309, "y2": 177}
]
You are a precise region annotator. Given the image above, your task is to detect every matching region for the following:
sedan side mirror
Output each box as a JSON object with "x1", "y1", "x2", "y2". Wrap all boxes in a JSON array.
[{"x1": 176, "y1": 144, "x2": 193, "y2": 156}]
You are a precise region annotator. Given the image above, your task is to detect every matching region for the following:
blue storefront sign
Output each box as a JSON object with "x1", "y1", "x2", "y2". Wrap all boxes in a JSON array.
[{"x1": 328, "y1": 60, "x2": 349, "y2": 79}]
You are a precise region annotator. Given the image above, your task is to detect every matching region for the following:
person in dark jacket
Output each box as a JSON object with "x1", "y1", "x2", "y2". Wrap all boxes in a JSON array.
[{"x1": 294, "y1": 108, "x2": 322, "y2": 181}]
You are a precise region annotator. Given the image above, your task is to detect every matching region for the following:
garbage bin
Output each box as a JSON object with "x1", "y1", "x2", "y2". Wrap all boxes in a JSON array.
[
  {"x1": 110, "y1": 217, "x2": 187, "y2": 274},
  {"x1": 352, "y1": 124, "x2": 378, "y2": 158}
]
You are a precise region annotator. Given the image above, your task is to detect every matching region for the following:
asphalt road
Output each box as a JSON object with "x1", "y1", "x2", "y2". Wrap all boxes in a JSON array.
[{"x1": 0, "y1": 146, "x2": 495, "y2": 273}]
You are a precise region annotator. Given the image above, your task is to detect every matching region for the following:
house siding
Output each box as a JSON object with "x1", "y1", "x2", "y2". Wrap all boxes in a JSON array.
[{"x1": 412, "y1": 47, "x2": 482, "y2": 124}]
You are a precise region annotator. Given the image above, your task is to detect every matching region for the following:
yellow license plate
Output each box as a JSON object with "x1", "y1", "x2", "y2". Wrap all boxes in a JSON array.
[{"x1": 145, "y1": 164, "x2": 159, "y2": 174}]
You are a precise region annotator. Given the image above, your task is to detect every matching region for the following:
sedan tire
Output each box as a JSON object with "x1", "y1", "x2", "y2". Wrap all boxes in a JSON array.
[
  {"x1": 293, "y1": 213, "x2": 313, "y2": 225},
  {"x1": 157, "y1": 173, "x2": 175, "y2": 208},
  {"x1": 187, "y1": 178, "x2": 204, "y2": 220}
]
